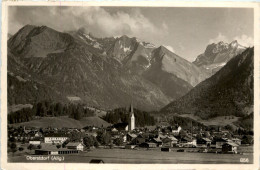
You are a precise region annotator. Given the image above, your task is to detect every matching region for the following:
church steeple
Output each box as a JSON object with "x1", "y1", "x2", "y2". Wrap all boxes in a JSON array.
[
  {"x1": 128, "y1": 103, "x2": 135, "y2": 131},
  {"x1": 130, "y1": 103, "x2": 134, "y2": 114}
]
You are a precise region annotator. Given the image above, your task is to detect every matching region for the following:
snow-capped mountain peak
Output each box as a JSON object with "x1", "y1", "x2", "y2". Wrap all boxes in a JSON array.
[{"x1": 193, "y1": 40, "x2": 247, "y2": 74}]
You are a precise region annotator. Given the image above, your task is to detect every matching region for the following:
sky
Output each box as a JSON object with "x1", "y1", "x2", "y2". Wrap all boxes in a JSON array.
[{"x1": 8, "y1": 6, "x2": 254, "y2": 62}]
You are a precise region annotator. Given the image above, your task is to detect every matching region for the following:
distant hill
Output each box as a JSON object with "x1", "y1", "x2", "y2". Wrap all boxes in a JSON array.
[
  {"x1": 193, "y1": 40, "x2": 246, "y2": 74},
  {"x1": 162, "y1": 47, "x2": 254, "y2": 120},
  {"x1": 8, "y1": 25, "x2": 208, "y2": 111},
  {"x1": 8, "y1": 116, "x2": 111, "y2": 128}
]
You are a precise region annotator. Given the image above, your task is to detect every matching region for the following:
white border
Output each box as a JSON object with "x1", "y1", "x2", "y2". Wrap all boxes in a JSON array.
[{"x1": 1, "y1": 1, "x2": 259, "y2": 170}]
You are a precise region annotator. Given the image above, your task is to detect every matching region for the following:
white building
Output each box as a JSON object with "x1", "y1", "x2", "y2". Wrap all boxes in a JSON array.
[
  {"x1": 44, "y1": 136, "x2": 68, "y2": 144},
  {"x1": 128, "y1": 104, "x2": 135, "y2": 131},
  {"x1": 29, "y1": 141, "x2": 41, "y2": 145},
  {"x1": 172, "y1": 126, "x2": 182, "y2": 134},
  {"x1": 66, "y1": 142, "x2": 84, "y2": 151}
]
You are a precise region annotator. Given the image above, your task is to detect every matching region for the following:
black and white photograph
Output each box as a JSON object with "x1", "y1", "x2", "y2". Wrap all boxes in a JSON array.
[{"x1": 1, "y1": 2, "x2": 259, "y2": 169}]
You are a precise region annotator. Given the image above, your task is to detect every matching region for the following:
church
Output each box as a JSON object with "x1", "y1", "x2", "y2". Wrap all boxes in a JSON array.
[
  {"x1": 128, "y1": 104, "x2": 135, "y2": 131},
  {"x1": 110, "y1": 104, "x2": 135, "y2": 132}
]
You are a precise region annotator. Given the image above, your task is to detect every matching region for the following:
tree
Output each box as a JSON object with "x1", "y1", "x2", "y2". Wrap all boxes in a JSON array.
[
  {"x1": 179, "y1": 130, "x2": 187, "y2": 138},
  {"x1": 27, "y1": 144, "x2": 34, "y2": 150},
  {"x1": 93, "y1": 136, "x2": 99, "y2": 148},
  {"x1": 56, "y1": 144, "x2": 61, "y2": 149},
  {"x1": 37, "y1": 145, "x2": 42, "y2": 149},
  {"x1": 113, "y1": 137, "x2": 123, "y2": 146},
  {"x1": 9, "y1": 137, "x2": 16, "y2": 143},
  {"x1": 18, "y1": 147, "x2": 24, "y2": 152},
  {"x1": 10, "y1": 143, "x2": 17, "y2": 156},
  {"x1": 62, "y1": 139, "x2": 70, "y2": 148},
  {"x1": 69, "y1": 132, "x2": 85, "y2": 142},
  {"x1": 83, "y1": 136, "x2": 94, "y2": 148},
  {"x1": 96, "y1": 131, "x2": 111, "y2": 146}
]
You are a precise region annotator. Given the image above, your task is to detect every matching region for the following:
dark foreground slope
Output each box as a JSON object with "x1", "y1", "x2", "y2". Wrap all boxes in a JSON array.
[{"x1": 162, "y1": 48, "x2": 254, "y2": 119}]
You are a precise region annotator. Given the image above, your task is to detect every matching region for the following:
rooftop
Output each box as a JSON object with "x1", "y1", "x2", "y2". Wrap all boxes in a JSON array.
[{"x1": 66, "y1": 142, "x2": 83, "y2": 147}]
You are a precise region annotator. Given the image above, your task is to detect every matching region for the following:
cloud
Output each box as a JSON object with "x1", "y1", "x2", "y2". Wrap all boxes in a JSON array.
[
  {"x1": 208, "y1": 33, "x2": 253, "y2": 47},
  {"x1": 164, "y1": 45, "x2": 175, "y2": 53},
  {"x1": 234, "y1": 34, "x2": 253, "y2": 47},
  {"x1": 8, "y1": 6, "x2": 168, "y2": 43},
  {"x1": 209, "y1": 33, "x2": 229, "y2": 44}
]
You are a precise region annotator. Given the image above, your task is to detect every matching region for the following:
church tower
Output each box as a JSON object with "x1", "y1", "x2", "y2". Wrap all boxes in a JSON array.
[{"x1": 128, "y1": 104, "x2": 135, "y2": 131}]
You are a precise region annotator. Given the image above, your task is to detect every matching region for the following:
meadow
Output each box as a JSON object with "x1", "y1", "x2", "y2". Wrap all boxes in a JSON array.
[{"x1": 8, "y1": 147, "x2": 253, "y2": 164}]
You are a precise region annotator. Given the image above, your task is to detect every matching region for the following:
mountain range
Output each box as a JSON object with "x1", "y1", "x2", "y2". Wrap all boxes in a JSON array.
[
  {"x1": 7, "y1": 24, "x2": 252, "y2": 120},
  {"x1": 8, "y1": 25, "x2": 209, "y2": 111}
]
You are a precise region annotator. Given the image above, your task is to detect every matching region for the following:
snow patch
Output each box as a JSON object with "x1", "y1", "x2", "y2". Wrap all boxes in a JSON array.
[
  {"x1": 144, "y1": 43, "x2": 156, "y2": 48},
  {"x1": 34, "y1": 85, "x2": 38, "y2": 90},
  {"x1": 144, "y1": 62, "x2": 151, "y2": 69},
  {"x1": 67, "y1": 96, "x2": 81, "y2": 101},
  {"x1": 123, "y1": 47, "x2": 131, "y2": 52},
  {"x1": 218, "y1": 62, "x2": 227, "y2": 67},
  {"x1": 83, "y1": 33, "x2": 95, "y2": 41},
  {"x1": 16, "y1": 76, "x2": 27, "y2": 82},
  {"x1": 205, "y1": 62, "x2": 227, "y2": 70}
]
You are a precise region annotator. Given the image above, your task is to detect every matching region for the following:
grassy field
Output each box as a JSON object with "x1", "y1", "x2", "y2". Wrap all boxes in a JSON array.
[
  {"x1": 180, "y1": 114, "x2": 239, "y2": 127},
  {"x1": 8, "y1": 116, "x2": 111, "y2": 128},
  {"x1": 8, "y1": 148, "x2": 253, "y2": 164}
]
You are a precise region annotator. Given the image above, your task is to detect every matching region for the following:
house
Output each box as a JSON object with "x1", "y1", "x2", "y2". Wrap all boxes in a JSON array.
[
  {"x1": 151, "y1": 138, "x2": 163, "y2": 147},
  {"x1": 23, "y1": 126, "x2": 31, "y2": 134},
  {"x1": 130, "y1": 135, "x2": 146, "y2": 145},
  {"x1": 35, "y1": 143, "x2": 79, "y2": 155},
  {"x1": 139, "y1": 142, "x2": 157, "y2": 148},
  {"x1": 179, "y1": 137, "x2": 196, "y2": 147},
  {"x1": 222, "y1": 142, "x2": 239, "y2": 154},
  {"x1": 44, "y1": 135, "x2": 68, "y2": 144},
  {"x1": 111, "y1": 128, "x2": 118, "y2": 133},
  {"x1": 123, "y1": 135, "x2": 127, "y2": 143},
  {"x1": 213, "y1": 138, "x2": 228, "y2": 149},
  {"x1": 231, "y1": 138, "x2": 241, "y2": 145},
  {"x1": 162, "y1": 137, "x2": 174, "y2": 148},
  {"x1": 172, "y1": 126, "x2": 182, "y2": 134},
  {"x1": 66, "y1": 142, "x2": 84, "y2": 151},
  {"x1": 196, "y1": 138, "x2": 211, "y2": 148},
  {"x1": 156, "y1": 133, "x2": 167, "y2": 140},
  {"x1": 179, "y1": 138, "x2": 188, "y2": 145},
  {"x1": 85, "y1": 132, "x2": 97, "y2": 137},
  {"x1": 168, "y1": 136, "x2": 178, "y2": 145},
  {"x1": 216, "y1": 138, "x2": 228, "y2": 149},
  {"x1": 127, "y1": 133, "x2": 137, "y2": 142},
  {"x1": 34, "y1": 132, "x2": 43, "y2": 138}
]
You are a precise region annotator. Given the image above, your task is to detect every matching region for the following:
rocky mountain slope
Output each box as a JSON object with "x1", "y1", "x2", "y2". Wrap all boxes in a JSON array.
[
  {"x1": 162, "y1": 47, "x2": 254, "y2": 119},
  {"x1": 193, "y1": 41, "x2": 246, "y2": 74},
  {"x1": 8, "y1": 25, "x2": 208, "y2": 111}
]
